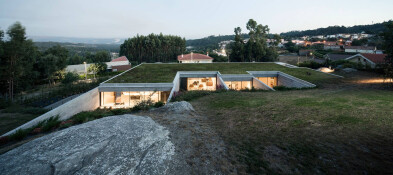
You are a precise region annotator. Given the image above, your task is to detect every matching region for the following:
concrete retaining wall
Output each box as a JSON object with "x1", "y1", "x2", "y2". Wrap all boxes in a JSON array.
[
  {"x1": 252, "y1": 78, "x2": 275, "y2": 90},
  {"x1": 277, "y1": 73, "x2": 316, "y2": 88},
  {"x1": 3, "y1": 88, "x2": 100, "y2": 136},
  {"x1": 167, "y1": 72, "x2": 180, "y2": 103},
  {"x1": 216, "y1": 73, "x2": 229, "y2": 90}
]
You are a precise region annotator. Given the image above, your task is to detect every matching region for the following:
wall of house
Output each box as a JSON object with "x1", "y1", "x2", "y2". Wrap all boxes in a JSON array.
[
  {"x1": 3, "y1": 88, "x2": 100, "y2": 136},
  {"x1": 277, "y1": 73, "x2": 316, "y2": 88},
  {"x1": 252, "y1": 78, "x2": 274, "y2": 90}
]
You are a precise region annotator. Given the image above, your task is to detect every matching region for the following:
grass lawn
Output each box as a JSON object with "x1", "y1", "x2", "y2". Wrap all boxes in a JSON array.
[
  {"x1": 108, "y1": 63, "x2": 336, "y2": 85},
  {"x1": 0, "y1": 113, "x2": 39, "y2": 135},
  {"x1": 190, "y1": 87, "x2": 393, "y2": 174}
]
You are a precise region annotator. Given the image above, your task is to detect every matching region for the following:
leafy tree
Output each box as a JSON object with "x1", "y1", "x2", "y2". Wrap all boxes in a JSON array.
[
  {"x1": 37, "y1": 54, "x2": 63, "y2": 85},
  {"x1": 381, "y1": 21, "x2": 393, "y2": 85},
  {"x1": 229, "y1": 27, "x2": 245, "y2": 62},
  {"x1": 0, "y1": 22, "x2": 39, "y2": 101},
  {"x1": 120, "y1": 33, "x2": 186, "y2": 63},
  {"x1": 230, "y1": 19, "x2": 278, "y2": 62},
  {"x1": 93, "y1": 51, "x2": 111, "y2": 63},
  {"x1": 284, "y1": 40, "x2": 297, "y2": 53},
  {"x1": 209, "y1": 52, "x2": 228, "y2": 62},
  {"x1": 351, "y1": 38, "x2": 368, "y2": 46},
  {"x1": 88, "y1": 62, "x2": 107, "y2": 79},
  {"x1": 62, "y1": 72, "x2": 79, "y2": 84}
]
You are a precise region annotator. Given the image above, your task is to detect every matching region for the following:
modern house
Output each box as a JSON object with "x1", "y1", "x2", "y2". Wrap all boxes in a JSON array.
[
  {"x1": 66, "y1": 56, "x2": 131, "y2": 74},
  {"x1": 97, "y1": 63, "x2": 317, "y2": 108},
  {"x1": 344, "y1": 46, "x2": 383, "y2": 54},
  {"x1": 178, "y1": 53, "x2": 213, "y2": 63},
  {"x1": 345, "y1": 53, "x2": 387, "y2": 68}
]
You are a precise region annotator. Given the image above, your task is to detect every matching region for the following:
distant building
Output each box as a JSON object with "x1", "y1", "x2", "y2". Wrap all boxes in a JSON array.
[
  {"x1": 344, "y1": 46, "x2": 382, "y2": 54},
  {"x1": 178, "y1": 52, "x2": 213, "y2": 63},
  {"x1": 323, "y1": 41, "x2": 341, "y2": 50},
  {"x1": 299, "y1": 49, "x2": 314, "y2": 56},
  {"x1": 324, "y1": 54, "x2": 353, "y2": 61},
  {"x1": 346, "y1": 53, "x2": 387, "y2": 68},
  {"x1": 65, "y1": 56, "x2": 131, "y2": 74},
  {"x1": 107, "y1": 56, "x2": 132, "y2": 72}
]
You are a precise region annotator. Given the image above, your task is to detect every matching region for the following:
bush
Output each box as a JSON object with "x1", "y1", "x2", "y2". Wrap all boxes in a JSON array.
[
  {"x1": 62, "y1": 72, "x2": 80, "y2": 84},
  {"x1": 111, "y1": 108, "x2": 129, "y2": 115},
  {"x1": 41, "y1": 116, "x2": 61, "y2": 132},
  {"x1": 2, "y1": 105, "x2": 48, "y2": 115},
  {"x1": 131, "y1": 100, "x2": 155, "y2": 111},
  {"x1": 0, "y1": 99, "x2": 12, "y2": 109},
  {"x1": 298, "y1": 61, "x2": 324, "y2": 69},
  {"x1": 154, "y1": 101, "x2": 165, "y2": 108},
  {"x1": 9, "y1": 129, "x2": 28, "y2": 141}
]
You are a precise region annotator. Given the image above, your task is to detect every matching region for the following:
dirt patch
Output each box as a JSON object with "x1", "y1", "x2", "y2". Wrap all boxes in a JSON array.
[{"x1": 137, "y1": 101, "x2": 237, "y2": 174}]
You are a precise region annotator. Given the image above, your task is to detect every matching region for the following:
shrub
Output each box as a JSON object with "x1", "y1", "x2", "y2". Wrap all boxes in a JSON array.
[
  {"x1": 9, "y1": 129, "x2": 28, "y2": 141},
  {"x1": 41, "y1": 116, "x2": 61, "y2": 132},
  {"x1": 131, "y1": 100, "x2": 155, "y2": 111},
  {"x1": 298, "y1": 61, "x2": 324, "y2": 69},
  {"x1": 62, "y1": 72, "x2": 80, "y2": 84},
  {"x1": 111, "y1": 108, "x2": 129, "y2": 115},
  {"x1": 154, "y1": 101, "x2": 165, "y2": 108},
  {"x1": 2, "y1": 105, "x2": 48, "y2": 115},
  {"x1": 0, "y1": 99, "x2": 12, "y2": 109},
  {"x1": 0, "y1": 136, "x2": 10, "y2": 145}
]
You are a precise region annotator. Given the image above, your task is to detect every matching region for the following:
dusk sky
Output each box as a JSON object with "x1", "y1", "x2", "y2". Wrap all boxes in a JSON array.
[{"x1": 1, "y1": 0, "x2": 392, "y2": 39}]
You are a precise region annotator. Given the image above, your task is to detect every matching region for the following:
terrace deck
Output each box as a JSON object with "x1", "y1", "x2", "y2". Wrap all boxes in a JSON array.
[{"x1": 108, "y1": 63, "x2": 336, "y2": 84}]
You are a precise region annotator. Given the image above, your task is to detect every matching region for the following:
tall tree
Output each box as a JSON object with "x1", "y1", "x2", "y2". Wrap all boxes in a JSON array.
[
  {"x1": 0, "y1": 22, "x2": 38, "y2": 101},
  {"x1": 93, "y1": 51, "x2": 111, "y2": 63},
  {"x1": 230, "y1": 19, "x2": 277, "y2": 62},
  {"x1": 120, "y1": 34, "x2": 186, "y2": 64},
  {"x1": 381, "y1": 21, "x2": 393, "y2": 85}
]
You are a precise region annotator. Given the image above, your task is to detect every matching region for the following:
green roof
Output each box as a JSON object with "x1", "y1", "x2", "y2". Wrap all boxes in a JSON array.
[{"x1": 108, "y1": 63, "x2": 336, "y2": 84}]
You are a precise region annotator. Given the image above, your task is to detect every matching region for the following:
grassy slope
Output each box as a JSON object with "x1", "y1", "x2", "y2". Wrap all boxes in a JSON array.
[
  {"x1": 109, "y1": 63, "x2": 336, "y2": 85},
  {"x1": 191, "y1": 88, "x2": 393, "y2": 174}
]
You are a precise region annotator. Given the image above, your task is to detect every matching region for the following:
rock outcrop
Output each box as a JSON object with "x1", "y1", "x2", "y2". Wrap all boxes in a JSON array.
[{"x1": 0, "y1": 115, "x2": 174, "y2": 175}]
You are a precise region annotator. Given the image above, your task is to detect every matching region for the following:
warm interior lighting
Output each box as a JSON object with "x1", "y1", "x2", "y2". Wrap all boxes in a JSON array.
[
  {"x1": 319, "y1": 67, "x2": 335, "y2": 73},
  {"x1": 358, "y1": 78, "x2": 393, "y2": 84}
]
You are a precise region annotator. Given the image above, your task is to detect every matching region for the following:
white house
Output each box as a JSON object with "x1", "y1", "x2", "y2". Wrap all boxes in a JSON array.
[
  {"x1": 345, "y1": 53, "x2": 387, "y2": 68},
  {"x1": 344, "y1": 46, "x2": 382, "y2": 54},
  {"x1": 177, "y1": 52, "x2": 214, "y2": 63}
]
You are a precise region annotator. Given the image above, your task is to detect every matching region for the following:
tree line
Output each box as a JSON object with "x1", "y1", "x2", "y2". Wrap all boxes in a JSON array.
[
  {"x1": 0, "y1": 22, "x2": 112, "y2": 101},
  {"x1": 228, "y1": 19, "x2": 279, "y2": 62},
  {"x1": 281, "y1": 21, "x2": 391, "y2": 38},
  {"x1": 119, "y1": 33, "x2": 186, "y2": 63}
]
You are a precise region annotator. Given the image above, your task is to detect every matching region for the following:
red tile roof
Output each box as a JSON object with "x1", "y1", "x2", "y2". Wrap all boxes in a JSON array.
[
  {"x1": 111, "y1": 56, "x2": 129, "y2": 62},
  {"x1": 361, "y1": 53, "x2": 387, "y2": 64},
  {"x1": 177, "y1": 53, "x2": 213, "y2": 61}
]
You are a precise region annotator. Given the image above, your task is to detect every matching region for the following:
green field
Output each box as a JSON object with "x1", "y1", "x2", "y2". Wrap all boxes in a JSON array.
[
  {"x1": 189, "y1": 75, "x2": 393, "y2": 174},
  {"x1": 108, "y1": 63, "x2": 336, "y2": 85}
]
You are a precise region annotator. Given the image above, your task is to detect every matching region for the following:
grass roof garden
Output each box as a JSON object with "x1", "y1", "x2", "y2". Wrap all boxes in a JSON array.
[{"x1": 108, "y1": 63, "x2": 337, "y2": 85}]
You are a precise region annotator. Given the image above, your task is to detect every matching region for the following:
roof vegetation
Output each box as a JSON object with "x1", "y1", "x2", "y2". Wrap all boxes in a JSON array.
[{"x1": 108, "y1": 63, "x2": 337, "y2": 84}]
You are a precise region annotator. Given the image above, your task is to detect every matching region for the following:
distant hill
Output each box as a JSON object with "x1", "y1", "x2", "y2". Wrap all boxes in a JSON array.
[
  {"x1": 186, "y1": 34, "x2": 249, "y2": 51},
  {"x1": 29, "y1": 36, "x2": 125, "y2": 45},
  {"x1": 280, "y1": 21, "x2": 392, "y2": 38},
  {"x1": 34, "y1": 42, "x2": 120, "y2": 56}
]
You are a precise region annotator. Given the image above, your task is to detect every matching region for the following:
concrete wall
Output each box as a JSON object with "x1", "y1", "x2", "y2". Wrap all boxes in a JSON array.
[
  {"x1": 216, "y1": 72, "x2": 229, "y2": 90},
  {"x1": 252, "y1": 78, "x2": 274, "y2": 90},
  {"x1": 3, "y1": 88, "x2": 100, "y2": 136},
  {"x1": 167, "y1": 72, "x2": 180, "y2": 103},
  {"x1": 277, "y1": 73, "x2": 316, "y2": 88}
]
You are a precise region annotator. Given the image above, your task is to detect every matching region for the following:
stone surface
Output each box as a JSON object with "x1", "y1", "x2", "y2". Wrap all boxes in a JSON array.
[{"x1": 0, "y1": 115, "x2": 175, "y2": 175}]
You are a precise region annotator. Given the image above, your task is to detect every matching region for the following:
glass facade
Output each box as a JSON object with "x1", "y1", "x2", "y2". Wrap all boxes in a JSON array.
[
  {"x1": 257, "y1": 77, "x2": 277, "y2": 88},
  {"x1": 224, "y1": 81, "x2": 252, "y2": 90},
  {"x1": 187, "y1": 77, "x2": 216, "y2": 91},
  {"x1": 100, "y1": 91, "x2": 170, "y2": 108}
]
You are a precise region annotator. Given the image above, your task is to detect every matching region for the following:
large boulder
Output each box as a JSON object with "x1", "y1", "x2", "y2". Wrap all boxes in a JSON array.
[{"x1": 0, "y1": 115, "x2": 175, "y2": 175}]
